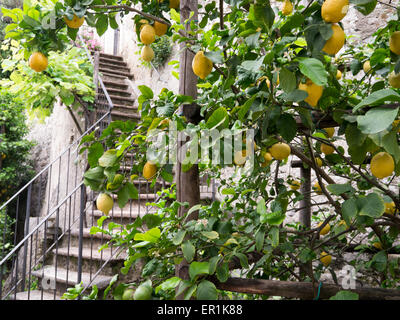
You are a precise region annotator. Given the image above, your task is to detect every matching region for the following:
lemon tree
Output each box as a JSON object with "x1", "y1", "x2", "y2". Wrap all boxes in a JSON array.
[{"x1": 3, "y1": 0, "x2": 400, "y2": 300}]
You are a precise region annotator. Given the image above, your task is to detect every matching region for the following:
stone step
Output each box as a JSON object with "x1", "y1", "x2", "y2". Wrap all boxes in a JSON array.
[
  {"x1": 112, "y1": 104, "x2": 139, "y2": 115},
  {"x1": 92, "y1": 51, "x2": 123, "y2": 61},
  {"x1": 99, "y1": 56, "x2": 127, "y2": 67},
  {"x1": 31, "y1": 266, "x2": 113, "y2": 295},
  {"x1": 54, "y1": 247, "x2": 125, "y2": 276},
  {"x1": 102, "y1": 80, "x2": 129, "y2": 90},
  {"x1": 101, "y1": 87, "x2": 132, "y2": 97},
  {"x1": 9, "y1": 289, "x2": 61, "y2": 301},
  {"x1": 102, "y1": 73, "x2": 128, "y2": 83},
  {"x1": 99, "y1": 68, "x2": 133, "y2": 80},
  {"x1": 106, "y1": 94, "x2": 135, "y2": 106},
  {"x1": 96, "y1": 109, "x2": 140, "y2": 121},
  {"x1": 69, "y1": 228, "x2": 113, "y2": 249},
  {"x1": 99, "y1": 62, "x2": 130, "y2": 73}
]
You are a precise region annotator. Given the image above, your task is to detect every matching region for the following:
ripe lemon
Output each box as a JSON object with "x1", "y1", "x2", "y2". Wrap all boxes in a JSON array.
[
  {"x1": 384, "y1": 201, "x2": 396, "y2": 215},
  {"x1": 321, "y1": 0, "x2": 349, "y2": 23},
  {"x1": 28, "y1": 52, "x2": 48, "y2": 72},
  {"x1": 336, "y1": 70, "x2": 342, "y2": 80},
  {"x1": 298, "y1": 79, "x2": 323, "y2": 107},
  {"x1": 154, "y1": 21, "x2": 168, "y2": 36},
  {"x1": 269, "y1": 143, "x2": 291, "y2": 160},
  {"x1": 363, "y1": 60, "x2": 371, "y2": 73},
  {"x1": 140, "y1": 24, "x2": 156, "y2": 45},
  {"x1": 389, "y1": 31, "x2": 400, "y2": 55},
  {"x1": 289, "y1": 180, "x2": 301, "y2": 190},
  {"x1": 338, "y1": 220, "x2": 348, "y2": 229},
  {"x1": 261, "y1": 151, "x2": 273, "y2": 167},
  {"x1": 388, "y1": 71, "x2": 400, "y2": 88},
  {"x1": 315, "y1": 157, "x2": 323, "y2": 167},
  {"x1": 169, "y1": 0, "x2": 180, "y2": 9},
  {"x1": 318, "y1": 222, "x2": 331, "y2": 235},
  {"x1": 281, "y1": 0, "x2": 293, "y2": 16},
  {"x1": 313, "y1": 182, "x2": 322, "y2": 194},
  {"x1": 234, "y1": 150, "x2": 247, "y2": 166},
  {"x1": 324, "y1": 127, "x2": 335, "y2": 138},
  {"x1": 373, "y1": 241, "x2": 383, "y2": 250},
  {"x1": 96, "y1": 193, "x2": 114, "y2": 215},
  {"x1": 64, "y1": 14, "x2": 85, "y2": 29},
  {"x1": 322, "y1": 24, "x2": 345, "y2": 56},
  {"x1": 141, "y1": 45, "x2": 154, "y2": 62},
  {"x1": 393, "y1": 119, "x2": 400, "y2": 133},
  {"x1": 370, "y1": 152, "x2": 394, "y2": 179},
  {"x1": 143, "y1": 161, "x2": 157, "y2": 180},
  {"x1": 320, "y1": 143, "x2": 335, "y2": 155},
  {"x1": 1, "y1": 153, "x2": 6, "y2": 160},
  {"x1": 192, "y1": 51, "x2": 213, "y2": 80},
  {"x1": 320, "y1": 252, "x2": 332, "y2": 267}
]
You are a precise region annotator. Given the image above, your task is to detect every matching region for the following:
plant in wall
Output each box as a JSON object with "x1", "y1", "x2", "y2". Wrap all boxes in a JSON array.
[{"x1": 140, "y1": 35, "x2": 172, "y2": 69}]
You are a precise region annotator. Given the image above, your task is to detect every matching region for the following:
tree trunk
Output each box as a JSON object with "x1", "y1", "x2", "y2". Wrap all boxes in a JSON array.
[{"x1": 175, "y1": 0, "x2": 200, "y2": 297}]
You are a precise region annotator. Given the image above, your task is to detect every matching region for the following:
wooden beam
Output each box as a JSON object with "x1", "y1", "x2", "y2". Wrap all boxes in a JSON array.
[{"x1": 213, "y1": 277, "x2": 400, "y2": 300}]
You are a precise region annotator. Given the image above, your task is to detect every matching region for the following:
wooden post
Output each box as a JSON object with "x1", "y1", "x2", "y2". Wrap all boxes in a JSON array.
[{"x1": 175, "y1": 0, "x2": 200, "y2": 296}]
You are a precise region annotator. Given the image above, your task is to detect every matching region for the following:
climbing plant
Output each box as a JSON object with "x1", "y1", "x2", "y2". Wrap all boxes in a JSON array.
[{"x1": 2, "y1": 0, "x2": 400, "y2": 300}]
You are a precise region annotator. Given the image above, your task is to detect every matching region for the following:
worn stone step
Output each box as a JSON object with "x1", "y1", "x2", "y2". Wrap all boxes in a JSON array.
[
  {"x1": 99, "y1": 62, "x2": 130, "y2": 73},
  {"x1": 102, "y1": 80, "x2": 129, "y2": 90},
  {"x1": 112, "y1": 104, "x2": 138, "y2": 114},
  {"x1": 101, "y1": 87, "x2": 132, "y2": 97},
  {"x1": 92, "y1": 51, "x2": 123, "y2": 61},
  {"x1": 102, "y1": 73, "x2": 128, "y2": 83},
  {"x1": 54, "y1": 247, "x2": 125, "y2": 276},
  {"x1": 99, "y1": 68, "x2": 133, "y2": 80},
  {"x1": 69, "y1": 228, "x2": 113, "y2": 249},
  {"x1": 8, "y1": 289, "x2": 61, "y2": 301},
  {"x1": 99, "y1": 56, "x2": 127, "y2": 67},
  {"x1": 31, "y1": 266, "x2": 113, "y2": 295},
  {"x1": 106, "y1": 94, "x2": 135, "y2": 106},
  {"x1": 96, "y1": 109, "x2": 140, "y2": 121}
]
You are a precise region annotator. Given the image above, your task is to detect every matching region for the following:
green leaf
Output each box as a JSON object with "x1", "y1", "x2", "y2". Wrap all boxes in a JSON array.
[
  {"x1": 83, "y1": 166, "x2": 104, "y2": 181},
  {"x1": 196, "y1": 280, "x2": 218, "y2": 300},
  {"x1": 155, "y1": 277, "x2": 181, "y2": 294},
  {"x1": 95, "y1": 14, "x2": 108, "y2": 36},
  {"x1": 138, "y1": 85, "x2": 154, "y2": 99},
  {"x1": 353, "y1": 89, "x2": 400, "y2": 112},
  {"x1": 279, "y1": 68, "x2": 297, "y2": 93},
  {"x1": 172, "y1": 230, "x2": 186, "y2": 245},
  {"x1": 238, "y1": 95, "x2": 257, "y2": 121},
  {"x1": 251, "y1": 2, "x2": 275, "y2": 31},
  {"x1": 182, "y1": 240, "x2": 195, "y2": 263},
  {"x1": 282, "y1": 89, "x2": 308, "y2": 102},
  {"x1": 327, "y1": 184, "x2": 354, "y2": 195},
  {"x1": 216, "y1": 262, "x2": 229, "y2": 283},
  {"x1": 206, "y1": 107, "x2": 229, "y2": 130},
  {"x1": 269, "y1": 226, "x2": 279, "y2": 248},
  {"x1": 134, "y1": 227, "x2": 161, "y2": 243},
  {"x1": 280, "y1": 12, "x2": 305, "y2": 36},
  {"x1": 276, "y1": 113, "x2": 297, "y2": 142},
  {"x1": 189, "y1": 261, "x2": 210, "y2": 281},
  {"x1": 297, "y1": 57, "x2": 328, "y2": 86},
  {"x1": 255, "y1": 230, "x2": 265, "y2": 251},
  {"x1": 204, "y1": 51, "x2": 224, "y2": 64},
  {"x1": 358, "y1": 193, "x2": 385, "y2": 218},
  {"x1": 257, "y1": 198, "x2": 267, "y2": 215},
  {"x1": 234, "y1": 253, "x2": 249, "y2": 269},
  {"x1": 201, "y1": 231, "x2": 219, "y2": 240},
  {"x1": 369, "y1": 251, "x2": 387, "y2": 272},
  {"x1": 98, "y1": 149, "x2": 118, "y2": 167},
  {"x1": 329, "y1": 290, "x2": 359, "y2": 300},
  {"x1": 357, "y1": 107, "x2": 399, "y2": 134},
  {"x1": 87, "y1": 142, "x2": 104, "y2": 167}
]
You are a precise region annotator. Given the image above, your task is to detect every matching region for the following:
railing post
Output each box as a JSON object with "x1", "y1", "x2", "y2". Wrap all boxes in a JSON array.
[
  {"x1": 113, "y1": 28, "x2": 120, "y2": 56},
  {"x1": 21, "y1": 184, "x2": 32, "y2": 291},
  {"x1": 77, "y1": 184, "x2": 85, "y2": 294}
]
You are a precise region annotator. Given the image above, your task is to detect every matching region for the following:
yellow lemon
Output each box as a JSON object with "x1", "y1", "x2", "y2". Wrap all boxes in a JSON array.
[
  {"x1": 298, "y1": 79, "x2": 323, "y2": 107},
  {"x1": 281, "y1": 0, "x2": 293, "y2": 16},
  {"x1": 338, "y1": 220, "x2": 348, "y2": 229},
  {"x1": 261, "y1": 152, "x2": 273, "y2": 167},
  {"x1": 320, "y1": 252, "x2": 332, "y2": 267},
  {"x1": 321, "y1": 0, "x2": 349, "y2": 23},
  {"x1": 336, "y1": 70, "x2": 342, "y2": 80},
  {"x1": 322, "y1": 24, "x2": 345, "y2": 56},
  {"x1": 154, "y1": 21, "x2": 168, "y2": 36},
  {"x1": 140, "y1": 24, "x2": 156, "y2": 45},
  {"x1": 234, "y1": 150, "x2": 247, "y2": 166},
  {"x1": 318, "y1": 222, "x2": 331, "y2": 235},
  {"x1": 313, "y1": 182, "x2": 322, "y2": 194},
  {"x1": 64, "y1": 14, "x2": 85, "y2": 29},
  {"x1": 324, "y1": 127, "x2": 335, "y2": 138},
  {"x1": 315, "y1": 157, "x2": 323, "y2": 167},
  {"x1": 169, "y1": 0, "x2": 180, "y2": 9},
  {"x1": 389, "y1": 31, "x2": 400, "y2": 55},
  {"x1": 320, "y1": 143, "x2": 335, "y2": 155},
  {"x1": 192, "y1": 51, "x2": 213, "y2": 80},
  {"x1": 363, "y1": 60, "x2": 371, "y2": 73},
  {"x1": 373, "y1": 241, "x2": 383, "y2": 250},
  {"x1": 28, "y1": 52, "x2": 48, "y2": 72},
  {"x1": 143, "y1": 161, "x2": 158, "y2": 180},
  {"x1": 269, "y1": 143, "x2": 291, "y2": 160},
  {"x1": 289, "y1": 180, "x2": 301, "y2": 191},
  {"x1": 393, "y1": 119, "x2": 400, "y2": 133},
  {"x1": 388, "y1": 71, "x2": 400, "y2": 88},
  {"x1": 141, "y1": 45, "x2": 155, "y2": 62},
  {"x1": 370, "y1": 152, "x2": 394, "y2": 179},
  {"x1": 96, "y1": 193, "x2": 114, "y2": 215},
  {"x1": 384, "y1": 201, "x2": 396, "y2": 215}
]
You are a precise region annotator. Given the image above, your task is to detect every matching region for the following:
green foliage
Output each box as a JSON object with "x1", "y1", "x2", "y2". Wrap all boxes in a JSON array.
[{"x1": 148, "y1": 35, "x2": 172, "y2": 69}]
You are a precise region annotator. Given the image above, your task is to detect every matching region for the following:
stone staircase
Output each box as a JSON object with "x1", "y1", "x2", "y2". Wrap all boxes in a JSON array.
[{"x1": 10, "y1": 52, "x2": 216, "y2": 300}]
